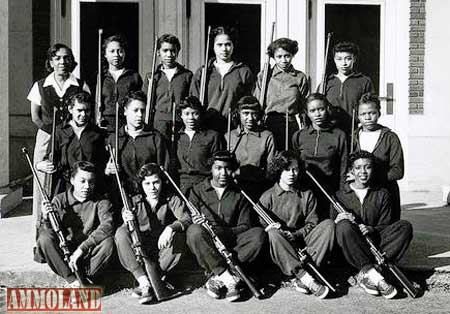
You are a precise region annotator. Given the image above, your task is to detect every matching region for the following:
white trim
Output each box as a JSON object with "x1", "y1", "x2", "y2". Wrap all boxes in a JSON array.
[{"x1": 71, "y1": 0, "x2": 143, "y2": 77}]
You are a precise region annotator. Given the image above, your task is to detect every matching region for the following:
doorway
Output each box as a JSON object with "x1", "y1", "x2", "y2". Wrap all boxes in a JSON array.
[
  {"x1": 324, "y1": 4, "x2": 381, "y2": 93},
  {"x1": 205, "y1": 3, "x2": 261, "y2": 74},
  {"x1": 79, "y1": 2, "x2": 139, "y2": 90}
]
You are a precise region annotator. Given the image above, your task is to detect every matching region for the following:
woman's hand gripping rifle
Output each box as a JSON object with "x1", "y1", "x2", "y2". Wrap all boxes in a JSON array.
[
  {"x1": 160, "y1": 166, "x2": 263, "y2": 299},
  {"x1": 305, "y1": 170, "x2": 420, "y2": 298},
  {"x1": 106, "y1": 145, "x2": 179, "y2": 301},
  {"x1": 22, "y1": 147, "x2": 86, "y2": 287},
  {"x1": 234, "y1": 180, "x2": 336, "y2": 293}
]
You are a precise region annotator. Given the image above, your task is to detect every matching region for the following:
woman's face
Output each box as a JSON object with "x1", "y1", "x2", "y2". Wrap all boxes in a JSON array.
[
  {"x1": 124, "y1": 100, "x2": 146, "y2": 130},
  {"x1": 105, "y1": 41, "x2": 125, "y2": 69},
  {"x1": 273, "y1": 48, "x2": 294, "y2": 71},
  {"x1": 306, "y1": 99, "x2": 328, "y2": 128},
  {"x1": 213, "y1": 34, "x2": 234, "y2": 62},
  {"x1": 358, "y1": 103, "x2": 380, "y2": 131},
  {"x1": 280, "y1": 160, "x2": 299, "y2": 187},
  {"x1": 181, "y1": 107, "x2": 201, "y2": 131},
  {"x1": 49, "y1": 48, "x2": 73, "y2": 75},
  {"x1": 141, "y1": 174, "x2": 162, "y2": 200},
  {"x1": 158, "y1": 42, "x2": 178, "y2": 68}
]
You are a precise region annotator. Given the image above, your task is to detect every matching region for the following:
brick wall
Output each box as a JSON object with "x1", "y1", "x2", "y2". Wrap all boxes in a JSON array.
[{"x1": 409, "y1": 0, "x2": 426, "y2": 114}]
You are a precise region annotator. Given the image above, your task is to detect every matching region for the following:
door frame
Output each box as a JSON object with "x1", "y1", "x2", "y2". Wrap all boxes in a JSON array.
[
  {"x1": 316, "y1": 0, "x2": 395, "y2": 122},
  {"x1": 70, "y1": 0, "x2": 147, "y2": 77}
]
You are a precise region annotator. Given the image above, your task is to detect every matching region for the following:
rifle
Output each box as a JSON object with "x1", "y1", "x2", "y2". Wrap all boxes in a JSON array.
[
  {"x1": 350, "y1": 108, "x2": 356, "y2": 153},
  {"x1": 259, "y1": 22, "x2": 276, "y2": 109},
  {"x1": 234, "y1": 180, "x2": 336, "y2": 293},
  {"x1": 145, "y1": 38, "x2": 158, "y2": 126},
  {"x1": 115, "y1": 101, "x2": 119, "y2": 161},
  {"x1": 319, "y1": 33, "x2": 333, "y2": 94},
  {"x1": 22, "y1": 147, "x2": 86, "y2": 287},
  {"x1": 160, "y1": 166, "x2": 263, "y2": 299},
  {"x1": 95, "y1": 29, "x2": 106, "y2": 128},
  {"x1": 199, "y1": 26, "x2": 212, "y2": 107},
  {"x1": 47, "y1": 107, "x2": 58, "y2": 198},
  {"x1": 285, "y1": 109, "x2": 289, "y2": 151},
  {"x1": 227, "y1": 108, "x2": 232, "y2": 152},
  {"x1": 106, "y1": 145, "x2": 178, "y2": 301},
  {"x1": 305, "y1": 170, "x2": 420, "y2": 298}
]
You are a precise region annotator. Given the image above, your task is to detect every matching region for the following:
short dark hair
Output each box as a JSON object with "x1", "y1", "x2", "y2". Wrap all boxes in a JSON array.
[
  {"x1": 157, "y1": 34, "x2": 181, "y2": 53},
  {"x1": 137, "y1": 163, "x2": 163, "y2": 182},
  {"x1": 45, "y1": 43, "x2": 77, "y2": 73},
  {"x1": 268, "y1": 38, "x2": 299, "y2": 58},
  {"x1": 122, "y1": 90, "x2": 147, "y2": 108},
  {"x1": 68, "y1": 91, "x2": 93, "y2": 110},
  {"x1": 333, "y1": 41, "x2": 360, "y2": 58},
  {"x1": 209, "y1": 150, "x2": 239, "y2": 171},
  {"x1": 179, "y1": 96, "x2": 204, "y2": 114},
  {"x1": 103, "y1": 34, "x2": 128, "y2": 53},
  {"x1": 211, "y1": 26, "x2": 238, "y2": 46},
  {"x1": 71, "y1": 161, "x2": 95, "y2": 178},
  {"x1": 268, "y1": 150, "x2": 303, "y2": 180},
  {"x1": 236, "y1": 96, "x2": 262, "y2": 112},
  {"x1": 348, "y1": 150, "x2": 375, "y2": 169},
  {"x1": 359, "y1": 92, "x2": 381, "y2": 113}
]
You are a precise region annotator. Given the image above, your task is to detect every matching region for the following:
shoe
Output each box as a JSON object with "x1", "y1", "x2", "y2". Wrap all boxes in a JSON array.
[
  {"x1": 360, "y1": 277, "x2": 380, "y2": 296},
  {"x1": 205, "y1": 276, "x2": 225, "y2": 299},
  {"x1": 378, "y1": 280, "x2": 397, "y2": 299},
  {"x1": 138, "y1": 286, "x2": 155, "y2": 304},
  {"x1": 293, "y1": 278, "x2": 311, "y2": 294},
  {"x1": 224, "y1": 280, "x2": 241, "y2": 302},
  {"x1": 131, "y1": 287, "x2": 142, "y2": 298},
  {"x1": 308, "y1": 280, "x2": 330, "y2": 299}
]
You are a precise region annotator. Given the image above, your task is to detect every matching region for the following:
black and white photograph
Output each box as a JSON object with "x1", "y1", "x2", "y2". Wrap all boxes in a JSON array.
[{"x1": 0, "y1": 0, "x2": 449, "y2": 313}]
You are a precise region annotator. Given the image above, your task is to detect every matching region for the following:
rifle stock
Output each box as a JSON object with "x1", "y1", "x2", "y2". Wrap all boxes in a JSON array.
[
  {"x1": 305, "y1": 170, "x2": 420, "y2": 298},
  {"x1": 145, "y1": 39, "x2": 158, "y2": 126},
  {"x1": 235, "y1": 180, "x2": 335, "y2": 293},
  {"x1": 199, "y1": 26, "x2": 212, "y2": 107},
  {"x1": 106, "y1": 146, "x2": 176, "y2": 301},
  {"x1": 160, "y1": 166, "x2": 263, "y2": 299},
  {"x1": 22, "y1": 147, "x2": 86, "y2": 287}
]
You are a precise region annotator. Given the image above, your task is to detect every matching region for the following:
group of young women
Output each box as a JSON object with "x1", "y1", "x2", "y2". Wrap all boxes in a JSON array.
[{"x1": 27, "y1": 25, "x2": 409, "y2": 303}]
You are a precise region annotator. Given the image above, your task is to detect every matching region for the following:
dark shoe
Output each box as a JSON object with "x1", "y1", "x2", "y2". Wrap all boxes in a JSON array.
[
  {"x1": 293, "y1": 278, "x2": 311, "y2": 294},
  {"x1": 308, "y1": 280, "x2": 330, "y2": 299},
  {"x1": 205, "y1": 276, "x2": 225, "y2": 299},
  {"x1": 360, "y1": 277, "x2": 380, "y2": 296},
  {"x1": 138, "y1": 286, "x2": 156, "y2": 304},
  {"x1": 378, "y1": 280, "x2": 397, "y2": 299}
]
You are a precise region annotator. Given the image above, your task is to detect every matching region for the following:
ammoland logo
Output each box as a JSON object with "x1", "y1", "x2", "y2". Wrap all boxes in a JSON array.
[{"x1": 6, "y1": 288, "x2": 101, "y2": 313}]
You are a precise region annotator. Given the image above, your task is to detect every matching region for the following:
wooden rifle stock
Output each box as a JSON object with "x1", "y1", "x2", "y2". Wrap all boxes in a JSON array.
[
  {"x1": 22, "y1": 147, "x2": 86, "y2": 286},
  {"x1": 145, "y1": 39, "x2": 158, "y2": 126},
  {"x1": 106, "y1": 145, "x2": 176, "y2": 301},
  {"x1": 305, "y1": 170, "x2": 420, "y2": 298},
  {"x1": 234, "y1": 180, "x2": 335, "y2": 293},
  {"x1": 199, "y1": 26, "x2": 212, "y2": 107},
  {"x1": 95, "y1": 29, "x2": 106, "y2": 128},
  {"x1": 160, "y1": 167, "x2": 263, "y2": 299},
  {"x1": 319, "y1": 33, "x2": 333, "y2": 94},
  {"x1": 259, "y1": 22, "x2": 276, "y2": 109}
]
